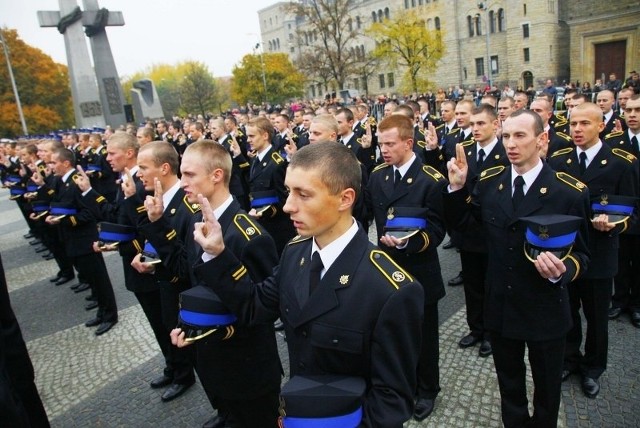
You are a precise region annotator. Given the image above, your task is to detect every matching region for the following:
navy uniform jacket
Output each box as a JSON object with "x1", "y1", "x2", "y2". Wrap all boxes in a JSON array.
[
  {"x1": 146, "y1": 199, "x2": 282, "y2": 400},
  {"x1": 365, "y1": 160, "x2": 447, "y2": 303},
  {"x1": 352, "y1": 117, "x2": 378, "y2": 172},
  {"x1": 194, "y1": 229, "x2": 424, "y2": 427},
  {"x1": 446, "y1": 141, "x2": 510, "y2": 253},
  {"x1": 546, "y1": 128, "x2": 573, "y2": 159},
  {"x1": 605, "y1": 130, "x2": 640, "y2": 234},
  {"x1": 425, "y1": 127, "x2": 472, "y2": 175},
  {"x1": 548, "y1": 145, "x2": 639, "y2": 278},
  {"x1": 444, "y1": 163, "x2": 591, "y2": 340},
  {"x1": 219, "y1": 135, "x2": 251, "y2": 211},
  {"x1": 601, "y1": 111, "x2": 626, "y2": 140}
]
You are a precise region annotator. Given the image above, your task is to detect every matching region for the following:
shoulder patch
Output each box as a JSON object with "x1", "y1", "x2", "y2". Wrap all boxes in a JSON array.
[
  {"x1": 271, "y1": 152, "x2": 284, "y2": 164},
  {"x1": 372, "y1": 163, "x2": 390, "y2": 173},
  {"x1": 555, "y1": 172, "x2": 587, "y2": 192},
  {"x1": 422, "y1": 165, "x2": 445, "y2": 181},
  {"x1": 233, "y1": 214, "x2": 262, "y2": 241},
  {"x1": 369, "y1": 249, "x2": 414, "y2": 289},
  {"x1": 183, "y1": 195, "x2": 200, "y2": 213},
  {"x1": 550, "y1": 147, "x2": 574, "y2": 157},
  {"x1": 416, "y1": 140, "x2": 426, "y2": 149},
  {"x1": 434, "y1": 123, "x2": 444, "y2": 130},
  {"x1": 612, "y1": 148, "x2": 636, "y2": 163},
  {"x1": 604, "y1": 130, "x2": 624, "y2": 140},
  {"x1": 461, "y1": 139, "x2": 475, "y2": 147},
  {"x1": 447, "y1": 128, "x2": 458, "y2": 135},
  {"x1": 555, "y1": 132, "x2": 572, "y2": 142},
  {"x1": 287, "y1": 235, "x2": 312, "y2": 245},
  {"x1": 479, "y1": 165, "x2": 506, "y2": 181}
]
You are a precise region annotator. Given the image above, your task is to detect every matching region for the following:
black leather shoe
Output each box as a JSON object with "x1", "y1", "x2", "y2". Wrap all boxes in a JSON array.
[
  {"x1": 581, "y1": 376, "x2": 600, "y2": 399},
  {"x1": 85, "y1": 317, "x2": 102, "y2": 327},
  {"x1": 74, "y1": 283, "x2": 91, "y2": 293},
  {"x1": 150, "y1": 374, "x2": 173, "y2": 389},
  {"x1": 85, "y1": 294, "x2": 97, "y2": 301},
  {"x1": 55, "y1": 276, "x2": 74, "y2": 286},
  {"x1": 274, "y1": 320, "x2": 285, "y2": 331},
  {"x1": 29, "y1": 239, "x2": 42, "y2": 246},
  {"x1": 161, "y1": 381, "x2": 194, "y2": 402},
  {"x1": 24, "y1": 232, "x2": 35, "y2": 239},
  {"x1": 95, "y1": 321, "x2": 117, "y2": 336},
  {"x1": 43, "y1": 253, "x2": 55, "y2": 260},
  {"x1": 49, "y1": 274, "x2": 62, "y2": 283},
  {"x1": 414, "y1": 397, "x2": 435, "y2": 421},
  {"x1": 631, "y1": 311, "x2": 640, "y2": 328},
  {"x1": 608, "y1": 307, "x2": 623, "y2": 320},
  {"x1": 442, "y1": 239, "x2": 455, "y2": 249},
  {"x1": 479, "y1": 340, "x2": 492, "y2": 357},
  {"x1": 448, "y1": 273, "x2": 463, "y2": 286},
  {"x1": 561, "y1": 369, "x2": 573, "y2": 382},
  {"x1": 202, "y1": 414, "x2": 229, "y2": 428},
  {"x1": 85, "y1": 301, "x2": 98, "y2": 311},
  {"x1": 35, "y1": 246, "x2": 48, "y2": 253},
  {"x1": 458, "y1": 333, "x2": 481, "y2": 348}
]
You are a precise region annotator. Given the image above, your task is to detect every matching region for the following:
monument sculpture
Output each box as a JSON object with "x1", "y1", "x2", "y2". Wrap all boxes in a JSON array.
[{"x1": 131, "y1": 79, "x2": 165, "y2": 122}]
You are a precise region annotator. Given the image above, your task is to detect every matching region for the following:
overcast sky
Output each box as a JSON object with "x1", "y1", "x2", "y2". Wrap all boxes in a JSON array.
[{"x1": 1, "y1": 0, "x2": 278, "y2": 78}]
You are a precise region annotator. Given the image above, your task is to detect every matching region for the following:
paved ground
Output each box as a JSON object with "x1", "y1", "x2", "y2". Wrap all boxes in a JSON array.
[{"x1": 1, "y1": 187, "x2": 638, "y2": 427}]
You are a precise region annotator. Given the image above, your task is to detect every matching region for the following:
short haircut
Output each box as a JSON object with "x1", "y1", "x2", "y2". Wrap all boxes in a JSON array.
[
  {"x1": 225, "y1": 115, "x2": 238, "y2": 126},
  {"x1": 289, "y1": 142, "x2": 361, "y2": 200},
  {"x1": 24, "y1": 144, "x2": 38, "y2": 156},
  {"x1": 457, "y1": 99, "x2": 476, "y2": 110},
  {"x1": 356, "y1": 103, "x2": 369, "y2": 114},
  {"x1": 572, "y1": 94, "x2": 589, "y2": 103},
  {"x1": 472, "y1": 103, "x2": 498, "y2": 121},
  {"x1": 336, "y1": 108, "x2": 354, "y2": 122},
  {"x1": 508, "y1": 109, "x2": 544, "y2": 136},
  {"x1": 277, "y1": 114, "x2": 290, "y2": 123},
  {"x1": 405, "y1": 100, "x2": 420, "y2": 113},
  {"x1": 192, "y1": 122, "x2": 205, "y2": 132},
  {"x1": 139, "y1": 141, "x2": 180, "y2": 175},
  {"x1": 498, "y1": 96, "x2": 514, "y2": 107},
  {"x1": 248, "y1": 117, "x2": 274, "y2": 141},
  {"x1": 184, "y1": 141, "x2": 232, "y2": 187},
  {"x1": 47, "y1": 140, "x2": 65, "y2": 151},
  {"x1": 378, "y1": 114, "x2": 414, "y2": 141},
  {"x1": 481, "y1": 95, "x2": 497, "y2": 106},
  {"x1": 52, "y1": 147, "x2": 75, "y2": 165},
  {"x1": 138, "y1": 127, "x2": 155, "y2": 140},
  {"x1": 393, "y1": 104, "x2": 415, "y2": 119},
  {"x1": 441, "y1": 100, "x2": 456, "y2": 111},
  {"x1": 108, "y1": 131, "x2": 140, "y2": 155},
  {"x1": 311, "y1": 114, "x2": 338, "y2": 134}
]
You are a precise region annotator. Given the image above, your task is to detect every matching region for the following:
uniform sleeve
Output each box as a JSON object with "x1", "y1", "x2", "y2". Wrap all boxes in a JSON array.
[
  {"x1": 139, "y1": 216, "x2": 191, "y2": 284},
  {"x1": 363, "y1": 282, "x2": 424, "y2": 427},
  {"x1": 404, "y1": 179, "x2": 447, "y2": 254},
  {"x1": 561, "y1": 189, "x2": 591, "y2": 285}
]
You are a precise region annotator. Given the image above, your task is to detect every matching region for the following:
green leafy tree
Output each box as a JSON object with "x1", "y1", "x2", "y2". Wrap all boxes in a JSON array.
[
  {"x1": 367, "y1": 10, "x2": 444, "y2": 93},
  {"x1": 180, "y1": 62, "x2": 218, "y2": 118},
  {"x1": 232, "y1": 52, "x2": 305, "y2": 105},
  {"x1": 0, "y1": 28, "x2": 73, "y2": 137}
]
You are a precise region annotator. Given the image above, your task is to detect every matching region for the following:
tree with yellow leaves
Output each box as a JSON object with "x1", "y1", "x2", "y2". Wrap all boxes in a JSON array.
[{"x1": 367, "y1": 10, "x2": 444, "y2": 93}]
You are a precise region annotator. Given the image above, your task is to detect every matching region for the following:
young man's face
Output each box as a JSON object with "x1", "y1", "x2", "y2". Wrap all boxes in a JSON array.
[
  {"x1": 502, "y1": 114, "x2": 546, "y2": 172},
  {"x1": 50, "y1": 153, "x2": 70, "y2": 177},
  {"x1": 180, "y1": 151, "x2": 216, "y2": 203},
  {"x1": 470, "y1": 112, "x2": 497, "y2": 145},
  {"x1": 570, "y1": 107, "x2": 605, "y2": 149},
  {"x1": 455, "y1": 103, "x2": 472, "y2": 129},
  {"x1": 106, "y1": 143, "x2": 133, "y2": 173},
  {"x1": 335, "y1": 113, "x2": 353, "y2": 137},
  {"x1": 624, "y1": 98, "x2": 640, "y2": 133},
  {"x1": 136, "y1": 150, "x2": 164, "y2": 192},
  {"x1": 378, "y1": 127, "x2": 412, "y2": 167},
  {"x1": 308, "y1": 123, "x2": 335, "y2": 145},
  {"x1": 246, "y1": 125, "x2": 269, "y2": 152}
]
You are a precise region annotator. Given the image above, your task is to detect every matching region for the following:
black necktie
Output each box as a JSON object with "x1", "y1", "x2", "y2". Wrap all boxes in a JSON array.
[
  {"x1": 308, "y1": 251, "x2": 324, "y2": 296},
  {"x1": 250, "y1": 158, "x2": 258, "y2": 178},
  {"x1": 477, "y1": 148, "x2": 485, "y2": 169},
  {"x1": 632, "y1": 136, "x2": 639, "y2": 156},
  {"x1": 512, "y1": 175, "x2": 525, "y2": 209},
  {"x1": 579, "y1": 151, "x2": 588, "y2": 175},
  {"x1": 394, "y1": 169, "x2": 402, "y2": 188}
]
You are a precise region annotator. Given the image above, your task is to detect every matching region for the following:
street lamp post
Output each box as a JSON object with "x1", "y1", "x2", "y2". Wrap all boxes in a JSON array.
[
  {"x1": 0, "y1": 30, "x2": 28, "y2": 135},
  {"x1": 477, "y1": 2, "x2": 492, "y2": 89}
]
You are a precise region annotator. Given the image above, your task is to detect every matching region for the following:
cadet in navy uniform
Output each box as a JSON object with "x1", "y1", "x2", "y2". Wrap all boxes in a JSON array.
[
  {"x1": 365, "y1": 114, "x2": 446, "y2": 421},
  {"x1": 181, "y1": 142, "x2": 424, "y2": 427},
  {"x1": 245, "y1": 117, "x2": 296, "y2": 254},
  {"x1": 445, "y1": 109, "x2": 590, "y2": 428},
  {"x1": 155, "y1": 141, "x2": 282, "y2": 428},
  {"x1": 604, "y1": 94, "x2": 640, "y2": 328},
  {"x1": 548, "y1": 102, "x2": 639, "y2": 398},
  {"x1": 43, "y1": 148, "x2": 118, "y2": 335}
]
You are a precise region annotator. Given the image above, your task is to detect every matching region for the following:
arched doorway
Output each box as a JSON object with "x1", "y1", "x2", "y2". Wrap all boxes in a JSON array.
[{"x1": 522, "y1": 71, "x2": 534, "y2": 89}]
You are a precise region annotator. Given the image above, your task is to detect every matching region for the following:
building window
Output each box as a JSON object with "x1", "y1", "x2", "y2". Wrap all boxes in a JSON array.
[
  {"x1": 491, "y1": 55, "x2": 499, "y2": 75},
  {"x1": 435, "y1": 17, "x2": 441, "y2": 31},
  {"x1": 388, "y1": 73, "x2": 395, "y2": 87},
  {"x1": 356, "y1": 16, "x2": 361, "y2": 29},
  {"x1": 489, "y1": 10, "x2": 495, "y2": 33},
  {"x1": 384, "y1": 7, "x2": 390, "y2": 19},
  {"x1": 378, "y1": 10, "x2": 383, "y2": 21},
  {"x1": 372, "y1": 11, "x2": 377, "y2": 23},
  {"x1": 404, "y1": 0, "x2": 409, "y2": 8},
  {"x1": 548, "y1": 0, "x2": 555, "y2": 13},
  {"x1": 347, "y1": 19, "x2": 352, "y2": 32},
  {"x1": 522, "y1": 24, "x2": 529, "y2": 38},
  {"x1": 524, "y1": 48, "x2": 530, "y2": 62},
  {"x1": 498, "y1": 9, "x2": 505, "y2": 31},
  {"x1": 362, "y1": 77, "x2": 367, "y2": 90},
  {"x1": 475, "y1": 15, "x2": 482, "y2": 36},
  {"x1": 475, "y1": 57, "x2": 484, "y2": 77},
  {"x1": 523, "y1": 4, "x2": 527, "y2": 15},
  {"x1": 379, "y1": 73, "x2": 386, "y2": 89},
  {"x1": 288, "y1": 24, "x2": 291, "y2": 29},
  {"x1": 354, "y1": 79, "x2": 360, "y2": 90},
  {"x1": 467, "y1": 16, "x2": 474, "y2": 37},
  {"x1": 290, "y1": 47, "x2": 295, "y2": 53}
]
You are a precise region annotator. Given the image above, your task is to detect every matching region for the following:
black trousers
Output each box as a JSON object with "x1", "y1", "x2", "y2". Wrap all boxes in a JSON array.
[
  {"x1": 218, "y1": 389, "x2": 280, "y2": 428},
  {"x1": 491, "y1": 331, "x2": 565, "y2": 428},
  {"x1": 134, "y1": 290, "x2": 173, "y2": 377},
  {"x1": 74, "y1": 252, "x2": 117, "y2": 323},
  {"x1": 417, "y1": 302, "x2": 441, "y2": 399},
  {"x1": 612, "y1": 234, "x2": 640, "y2": 311},
  {"x1": 564, "y1": 277, "x2": 611, "y2": 379},
  {"x1": 460, "y1": 250, "x2": 489, "y2": 338}
]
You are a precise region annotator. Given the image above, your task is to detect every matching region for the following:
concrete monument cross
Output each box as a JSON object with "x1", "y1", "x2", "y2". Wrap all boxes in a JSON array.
[{"x1": 38, "y1": 0, "x2": 126, "y2": 129}]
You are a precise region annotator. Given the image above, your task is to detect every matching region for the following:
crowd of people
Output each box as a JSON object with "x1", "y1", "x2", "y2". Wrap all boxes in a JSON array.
[{"x1": 1, "y1": 72, "x2": 640, "y2": 427}]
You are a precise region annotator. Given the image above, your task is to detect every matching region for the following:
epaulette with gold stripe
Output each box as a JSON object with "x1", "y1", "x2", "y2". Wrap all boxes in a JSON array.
[
  {"x1": 447, "y1": 128, "x2": 458, "y2": 135},
  {"x1": 422, "y1": 165, "x2": 445, "y2": 182},
  {"x1": 236, "y1": 129, "x2": 244, "y2": 137},
  {"x1": 238, "y1": 161, "x2": 250, "y2": 169},
  {"x1": 372, "y1": 163, "x2": 389, "y2": 173},
  {"x1": 555, "y1": 172, "x2": 587, "y2": 192},
  {"x1": 135, "y1": 205, "x2": 146, "y2": 214},
  {"x1": 287, "y1": 235, "x2": 311, "y2": 245},
  {"x1": 479, "y1": 165, "x2": 506, "y2": 181},
  {"x1": 555, "y1": 132, "x2": 572, "y2": 142},
  {"x1": 183, "y1": 195, "x2": 200, "y2": 213},
  {"x1": 604, "y1": 130, "x2": 624, "y2": 140},
  {"x1": 612, "y1": 148, "x2": 636, "y2": 163},
  {"x1": 434, "y1": 123, "x2": 444, "y2": 130},
  {"x1": 461, "y1": 139, "x2": 475, "y2": 147},
  {"x1": 369, "y1": 249, "x2": 414, "y2": 290},
  {"x1": 416, "y1": 141, "x2": 426, "y2": 149},
  {"x1": 96, "y1": 195, "x2": 106, "y2": 203},
  {"x1": 550, "y1": 147, "x2": 574, "y2": 158},
  {"x1": 233, "y1": 214, "x2": 263, "y2": 241},
  {"x1": 271, "y1": 152, "x2": 284, "y2": 164}
]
